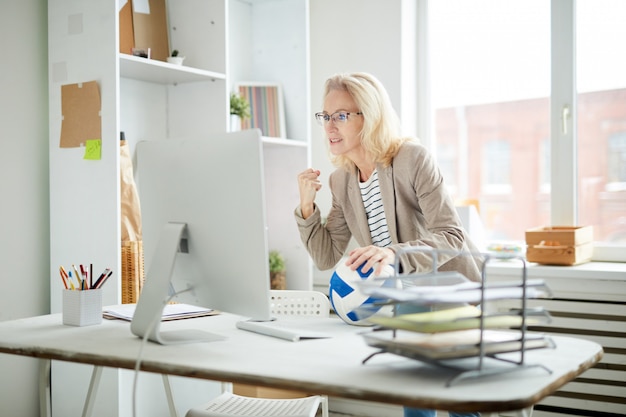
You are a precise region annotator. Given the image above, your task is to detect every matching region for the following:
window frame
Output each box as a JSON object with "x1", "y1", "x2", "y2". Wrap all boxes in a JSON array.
[{"x1": 417, "y1": 0, "x2": 625, "y2": 262}]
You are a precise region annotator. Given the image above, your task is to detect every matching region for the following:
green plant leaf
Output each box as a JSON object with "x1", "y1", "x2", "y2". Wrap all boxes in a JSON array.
[
  {"x1": 269, "y1": 250, "x2": 285, "y2": 273},
  {"x1": 230, "y1": 93, "x2": 251, "y2": 119}
]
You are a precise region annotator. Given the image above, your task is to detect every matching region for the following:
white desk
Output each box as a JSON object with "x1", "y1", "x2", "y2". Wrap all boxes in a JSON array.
[{"x1": 0, "y1": 311, "x2": 602, "y2": 414}]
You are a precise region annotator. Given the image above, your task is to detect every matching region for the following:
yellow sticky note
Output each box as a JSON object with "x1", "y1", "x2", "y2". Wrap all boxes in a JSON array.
[{"x1": 84, "y1": 139, "x2": 102, "y2": 160}]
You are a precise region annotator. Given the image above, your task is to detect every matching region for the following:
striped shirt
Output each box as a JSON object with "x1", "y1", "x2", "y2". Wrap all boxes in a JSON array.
[{"x1": 359, "y1": 169, "x2": 392, "y2": 248}]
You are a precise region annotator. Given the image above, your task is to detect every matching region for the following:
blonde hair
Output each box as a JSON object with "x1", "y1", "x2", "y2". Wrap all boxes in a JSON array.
[{"x1": 323, "y1": 72, "x2": 410, "y2": 171}]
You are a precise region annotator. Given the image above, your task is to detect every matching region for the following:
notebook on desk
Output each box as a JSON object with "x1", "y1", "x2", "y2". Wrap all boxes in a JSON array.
[
  {"x1": 236, "y1": 319, "x2": 333, "y2": 342},
  {"x1": 103, "y1": 303, "x2": 218, "y2": 322}
]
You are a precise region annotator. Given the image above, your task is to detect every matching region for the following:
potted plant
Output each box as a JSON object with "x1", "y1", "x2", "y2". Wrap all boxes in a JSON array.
[
  {"x1": 167, "y1": 49, "x2": 185, "y2": 65},
  {"x1": 269, "y1": 250, "x2": 286, "y2": 290},
  {"x1": 229, "y1": 93, "x2": 250, "y2": 132}
]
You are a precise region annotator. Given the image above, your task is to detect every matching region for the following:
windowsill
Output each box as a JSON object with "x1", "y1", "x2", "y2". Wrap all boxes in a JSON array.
[
  {"x1": 485, "y1": 259, "x2": 626, "y2": 281},
  {"x1": 314, "y1": 260, "x2": 626, "y2": 293}
]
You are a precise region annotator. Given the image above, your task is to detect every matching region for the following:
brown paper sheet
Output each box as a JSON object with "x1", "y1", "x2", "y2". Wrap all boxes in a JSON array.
[
  {"x1": 119, "y1": 0, "x2": 135, "y2": 55},
  {"x1": 132, "y1": 0, "x2": 170, "y2": 61},
  {"x1": 60, "y1": 81, "x2": 101, "y2": 148}
]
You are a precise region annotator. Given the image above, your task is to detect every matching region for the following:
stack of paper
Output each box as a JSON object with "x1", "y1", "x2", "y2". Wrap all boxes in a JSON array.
[
  {"x1": 363, "y1": 329, "x2": 554, "y2": 360},
  {"x1": 103, "y1": 303, "x2": 219, "y2": 322},
  {"x1": 366, "y1": 306, "x2": 549, "y2": 333},
  {"x1": 360, "y1": 278, "x2": 550, "y2": 305}
]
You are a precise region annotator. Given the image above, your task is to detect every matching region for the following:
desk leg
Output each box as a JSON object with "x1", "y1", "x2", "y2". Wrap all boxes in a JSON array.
[
  {"x1": 81, "y1": 366, "x2": 103, "y2": 417},
  {"x1": 162, "y1": 375, "x2": 179, "y2": 417},
  {"x1": 39, "y1": 359, "x2": 51, "y2": 417},
  {"x1": 221, "y1": 381, "x2": 233, "y2": 393}
]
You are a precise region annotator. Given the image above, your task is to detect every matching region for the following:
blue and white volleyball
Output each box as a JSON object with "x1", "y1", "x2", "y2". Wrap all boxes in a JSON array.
[{"x1": 329, "y1": 262, "x2": 395, "y2": 326}]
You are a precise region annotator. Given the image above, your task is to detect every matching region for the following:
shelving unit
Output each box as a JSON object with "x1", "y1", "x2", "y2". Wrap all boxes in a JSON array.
[
  {"x1": 48, "y1": 0, "x2": 313, "y2": 415},
  {"x1": 359, "y1": 248, "x2": 555, "y2": 386},
  {"x1": 48, "y1": 0, "x2": 313, "y2": 308}
]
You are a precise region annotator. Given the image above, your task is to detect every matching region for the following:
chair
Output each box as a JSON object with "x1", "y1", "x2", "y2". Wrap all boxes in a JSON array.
[
  {"x1": 184, "y1": 290, "x2": 330, "y2": 417},
  {"x1": 185, "y1": 392, "x2": 322, "y2": 417},
  {"x1": 269, "y1": 289, "x2": 331, "y2": 318}
]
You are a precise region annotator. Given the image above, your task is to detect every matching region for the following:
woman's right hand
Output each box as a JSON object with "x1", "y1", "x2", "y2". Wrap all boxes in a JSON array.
[{"x1": 297, "y1": 168, "x2": 322, "y2": 219}]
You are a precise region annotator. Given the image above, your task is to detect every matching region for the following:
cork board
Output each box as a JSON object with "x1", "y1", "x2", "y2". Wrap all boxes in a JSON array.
[{"x1": 60, "y1": 81, "x2": 101, "y2": 148}]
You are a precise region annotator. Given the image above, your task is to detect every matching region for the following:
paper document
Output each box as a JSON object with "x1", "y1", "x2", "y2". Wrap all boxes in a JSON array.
[
  {"x1": 103, "y1": 303, "x2": 219, "y2": 322},
  {"x1": 367, "y1": 306, "x2": 549, "y2": 333},
  {"x1": 363, "y1": 329, "x2": 554, "y2": 360},
  {"x1": 362, "y1": 279, "x2": 549, "y2": 304}
]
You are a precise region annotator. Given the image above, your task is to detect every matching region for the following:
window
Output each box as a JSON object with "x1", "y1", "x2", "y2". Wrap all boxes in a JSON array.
[
  {"x1": 577, "y1": 0, "x2": 626, "y2": 247},
  {"x1": 607, "y1": 133, "x2": 626, "y2": 186},
  {"x1": 539, "y1": 138, "x2": 550, "y2": 193},
  {"x1": 482, "y1": 139, "x2": 511, "y2": 194},
  {"x1": 429, "y1": 0, "x2": 549, "y2": 243},
  {"x1": 427, "y1": 0, "x2": 626, "y2": 260}
]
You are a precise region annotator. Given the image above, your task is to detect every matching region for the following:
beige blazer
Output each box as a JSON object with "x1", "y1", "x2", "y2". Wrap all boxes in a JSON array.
[{"x1": 295, "y1": 141, "x2": 483, "y2": 282}]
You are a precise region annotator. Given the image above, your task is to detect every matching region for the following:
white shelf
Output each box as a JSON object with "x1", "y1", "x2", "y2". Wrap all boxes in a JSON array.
[{"x1": 119, "y1": 54, "x2": 226, "y2": 84}]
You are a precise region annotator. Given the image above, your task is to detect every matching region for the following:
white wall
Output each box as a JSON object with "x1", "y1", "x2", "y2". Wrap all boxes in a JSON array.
[
  {"x1": 0, "y1": 0, "x2": 50, "y2": 416},
  {"x1": 309, "y1": 0, "x2": 412, "y2": 214}
]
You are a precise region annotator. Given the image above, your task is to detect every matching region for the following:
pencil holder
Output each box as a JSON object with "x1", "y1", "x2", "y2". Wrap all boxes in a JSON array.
[{"x1": 62, "y1": 289, "x2": 103, "y2": 326}]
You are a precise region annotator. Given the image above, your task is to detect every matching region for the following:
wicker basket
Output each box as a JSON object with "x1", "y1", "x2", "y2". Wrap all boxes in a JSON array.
[{"x1": 121, "y1": 240, "x2": 145, "y2": 304}]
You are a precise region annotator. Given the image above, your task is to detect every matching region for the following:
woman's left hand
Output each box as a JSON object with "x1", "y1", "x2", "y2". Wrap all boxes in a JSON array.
[{"x1": 345, "y1": 245, "x2": 395, "y2": 275}]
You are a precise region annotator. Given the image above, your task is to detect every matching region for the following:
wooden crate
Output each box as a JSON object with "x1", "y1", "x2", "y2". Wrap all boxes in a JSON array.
[{"x1": 525, "y1": 226, "x2": 593, "y2": 265}]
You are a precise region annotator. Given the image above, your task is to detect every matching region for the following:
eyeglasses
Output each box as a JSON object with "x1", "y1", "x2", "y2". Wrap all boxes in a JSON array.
[{"x1": 314, "y1": 111, "x2": 363, "y2": 126}]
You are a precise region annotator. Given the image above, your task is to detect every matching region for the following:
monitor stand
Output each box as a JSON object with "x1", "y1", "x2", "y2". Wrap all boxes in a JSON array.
[{"x1": 130, "y1": 222, "x2": 226, "y2": 345}]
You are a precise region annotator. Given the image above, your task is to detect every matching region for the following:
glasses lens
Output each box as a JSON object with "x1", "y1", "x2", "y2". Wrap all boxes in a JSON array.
[
  {"x1": 334, "y1": 112, "x2": 349, "y2": 123},
  {"x1": 315, "y1": 113, "x2": 328, "y2": 125}
]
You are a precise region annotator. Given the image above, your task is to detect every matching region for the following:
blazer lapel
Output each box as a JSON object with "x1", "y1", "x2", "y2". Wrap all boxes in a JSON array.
[
  {"x1": 346, "y1": 173, "x2": 372, "y2": 245},
  {"x1": 378, "y1": 164, "x2": 398, "y2": 243}
]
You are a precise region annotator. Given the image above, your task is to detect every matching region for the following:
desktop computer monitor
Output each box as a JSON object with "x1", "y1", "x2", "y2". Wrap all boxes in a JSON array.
[{"x1": 131, "y1": 129, "x2": 272, "y2": 344}]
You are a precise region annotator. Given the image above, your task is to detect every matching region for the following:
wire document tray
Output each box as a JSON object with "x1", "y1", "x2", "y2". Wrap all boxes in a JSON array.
[{"x1": 358, "y1": 246, "x2": 555, "y2": 386}]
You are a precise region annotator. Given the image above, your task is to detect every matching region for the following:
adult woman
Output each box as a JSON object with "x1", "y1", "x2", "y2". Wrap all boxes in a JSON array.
[{"x1": 294, "y1": 72, "x2": 482, "y2": 417}]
